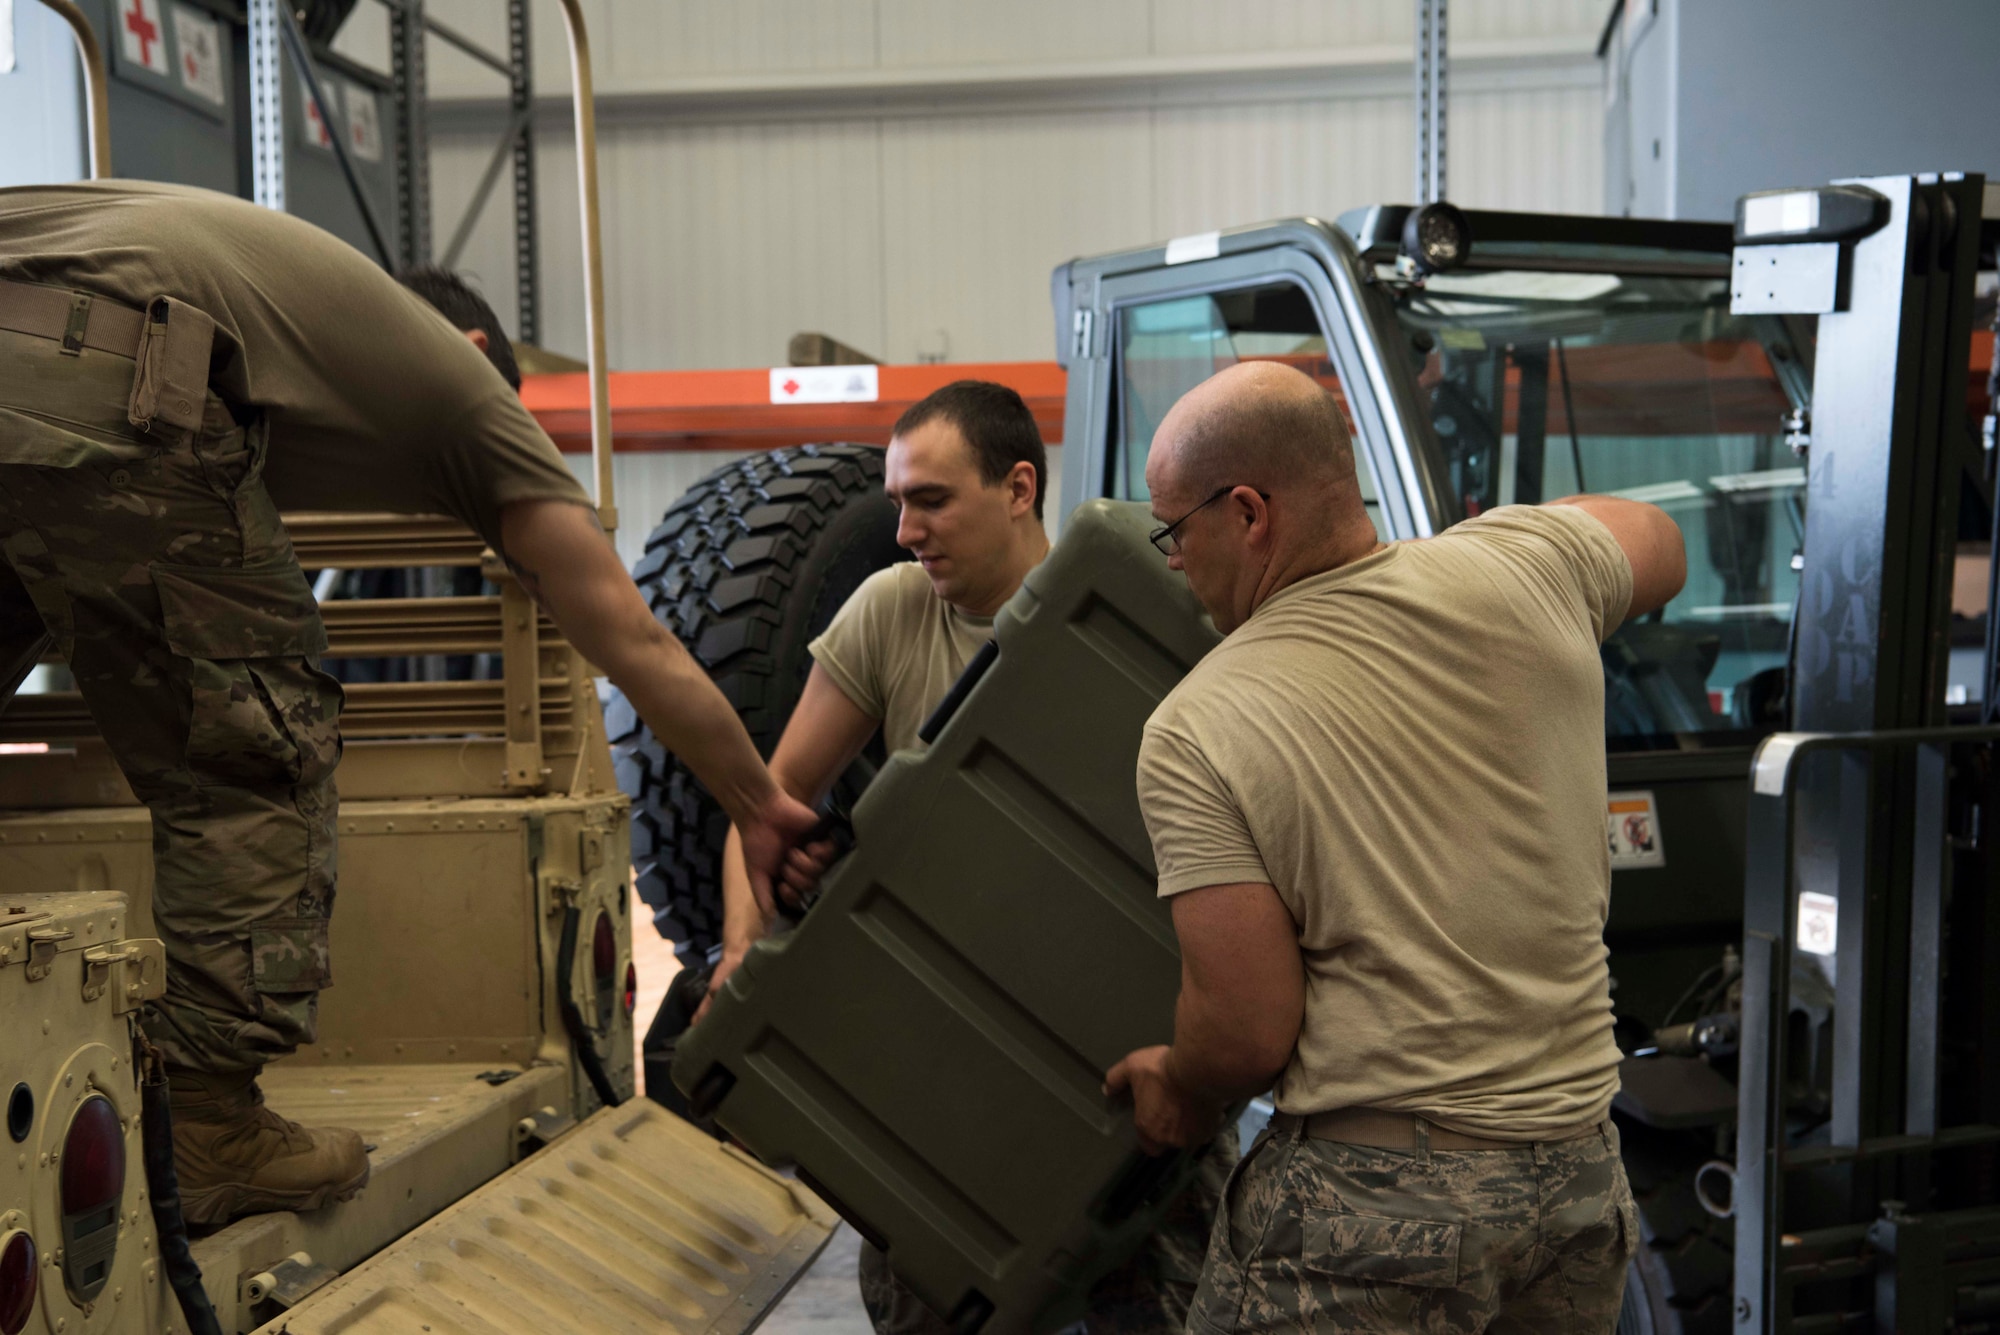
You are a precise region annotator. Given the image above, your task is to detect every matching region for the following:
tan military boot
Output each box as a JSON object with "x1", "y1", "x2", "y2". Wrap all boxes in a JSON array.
[{"x1": 167, "y1": 1068, "x2": 370, "y2": 1225}]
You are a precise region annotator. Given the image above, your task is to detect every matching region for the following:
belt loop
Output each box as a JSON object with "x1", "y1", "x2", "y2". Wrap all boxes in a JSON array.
[
  {"x1": 61, "y1": 292, "x2": 91, "y2": 356},
  {"x1": 1533, "y1": 1137, "x2": 1551, "y2": 1166},
  {"x1": 1413, "y1": 1115, "x2": 1431, "y2": 1163}
]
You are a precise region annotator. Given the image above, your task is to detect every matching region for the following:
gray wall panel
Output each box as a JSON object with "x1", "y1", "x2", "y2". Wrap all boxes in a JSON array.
[{"x1": 1606, "y1": 0, "x2": 2000, "y2": 220}]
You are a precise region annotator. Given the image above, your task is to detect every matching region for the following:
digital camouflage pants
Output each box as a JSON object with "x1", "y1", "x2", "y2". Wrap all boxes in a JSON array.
[
  {"x1": 859, "y1": 1126, "x2": 1241, "y2": 1335},
  {"x1": 0, "y1": 320, "x2": 342, "y2": 1075},
  {"x1": 1189, "y1": 1117, "x2": 1636, "y2": 1335}
]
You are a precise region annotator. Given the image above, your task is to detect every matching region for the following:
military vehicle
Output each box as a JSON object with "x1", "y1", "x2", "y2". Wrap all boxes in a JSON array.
[
  {"x1": 619, "y1": 180, "x2": 2000, "y2": 1333},
  {"x1": 0, "y1": 5, "x2": 837, "y2": 1332}
]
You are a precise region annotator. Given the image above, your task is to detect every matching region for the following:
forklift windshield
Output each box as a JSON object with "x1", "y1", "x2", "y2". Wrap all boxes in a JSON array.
[
  {"x1": 1108, "y1": 280, "x2": 1387, "y2": 538},
  {"x1": 1387, "y1": 266, "x2": 1809, "y2": 751}
]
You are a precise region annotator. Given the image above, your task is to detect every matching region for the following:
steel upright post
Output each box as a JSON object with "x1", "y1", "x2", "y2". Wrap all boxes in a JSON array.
[
  {"x1": 391, "y1": 0, "x2": 432, "y2": 267},
  {"x1": 247, "y1": 0, "x2": 285, "y2": 211},
  {"x1": 509, "y1": 0, "x2": 539, "y2": 347},
  {"x1": 1412, "y1": 0, "x2": 1447, "y2": 204}
]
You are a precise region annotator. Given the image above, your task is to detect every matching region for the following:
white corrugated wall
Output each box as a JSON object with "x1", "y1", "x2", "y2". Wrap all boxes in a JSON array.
[
  {"x1": 407, "y1": 0, "x2": 1607, "y2": 370},
  {"x1": 337, "y1": 1, "x2": 1605, "y2": 537}
]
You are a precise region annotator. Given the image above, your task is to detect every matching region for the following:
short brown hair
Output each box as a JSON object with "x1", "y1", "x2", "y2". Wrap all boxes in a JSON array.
[
  {"x1": 397, "y1": 266, "x2": 520, "y2": 390},
  {"x1": 893, "y1": 380, "x2": 1047, "y2": 519}
]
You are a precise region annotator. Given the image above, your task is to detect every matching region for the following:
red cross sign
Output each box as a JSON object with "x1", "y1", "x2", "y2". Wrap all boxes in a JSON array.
[{"x1": 119, "y1": 0, "x2": 168, "y2": 75}]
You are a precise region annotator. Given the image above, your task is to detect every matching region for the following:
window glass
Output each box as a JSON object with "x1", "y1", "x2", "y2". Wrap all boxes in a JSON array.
[
  {"x1": 1385, "y1": 267, "x2": 1809, "y2": 749},
  {"x1": 1111, "y1": 281, "x2": 1383, "y2": 538}
]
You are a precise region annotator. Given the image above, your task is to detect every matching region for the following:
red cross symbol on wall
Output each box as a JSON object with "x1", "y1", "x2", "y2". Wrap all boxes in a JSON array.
[{"x1": 123, "y1": 0, "x2": 160, "y2": 68}]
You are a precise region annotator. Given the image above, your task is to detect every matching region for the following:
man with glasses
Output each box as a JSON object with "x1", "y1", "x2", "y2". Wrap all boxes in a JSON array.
[{"x1": 1106, "y1": 359, "x2": 1686, "y2": 1331}]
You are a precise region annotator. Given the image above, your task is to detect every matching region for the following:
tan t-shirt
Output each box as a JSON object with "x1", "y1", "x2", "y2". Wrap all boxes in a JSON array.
[
  {"x1": 809, "y1": 562, "x2": 996, "y2": 753},
  {"x1": 1137, "y1": 505, "x2": 1634, "y2": 1139},
  {"x1": 0, "y1": 180, "x2": 587, "y2": 553}
]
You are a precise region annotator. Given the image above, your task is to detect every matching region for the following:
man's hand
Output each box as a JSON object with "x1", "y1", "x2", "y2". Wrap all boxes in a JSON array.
[
  {"x1": 735, "y1": 787, "x2": 823, "y2": 920},
  {"x1": 776, "y1": 837, "x2": 842, "y2": 909},
  {"x1": 695, "y1": 944, "x2": 747, "y2": 1024},
  {"x1": 1105, "y1": 1045, "x2": 1223, "y2": 1154}
]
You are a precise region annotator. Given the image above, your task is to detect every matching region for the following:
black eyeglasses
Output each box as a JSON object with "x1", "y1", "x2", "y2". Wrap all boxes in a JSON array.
[{"x1": 1149, "y1": 486, "x2": 1270, "y2": 556}]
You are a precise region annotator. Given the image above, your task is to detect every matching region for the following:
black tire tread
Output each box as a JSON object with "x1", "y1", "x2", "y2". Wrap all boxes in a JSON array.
[
  {"x1": 608, "y1": 444, "x2": 895, "y2": 959},
  {"x1": 1618, "y1": 1118, "x2": 1735, "y2": 1335}
]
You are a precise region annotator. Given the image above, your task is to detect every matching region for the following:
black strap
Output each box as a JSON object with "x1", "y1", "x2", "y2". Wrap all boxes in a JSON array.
[{"x1": 917, "y1": 639, "x2": 999, "y2": 745}]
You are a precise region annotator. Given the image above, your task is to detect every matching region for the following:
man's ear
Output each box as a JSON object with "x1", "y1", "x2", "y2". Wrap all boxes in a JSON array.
[
  {"x1": 1008, "y1": 460, "x2": 1038, "y2": 516},
  {"x1": 1236, "y1": 486, "x2": 1273, "y2": 541},
  {"x1": 465, "y1": 328, "x2": 491, "y2": 354}
]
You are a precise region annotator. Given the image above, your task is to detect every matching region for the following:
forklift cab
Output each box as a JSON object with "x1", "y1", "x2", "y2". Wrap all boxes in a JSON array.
[{"x1": 1052, "y1": 206, "x2": 1814, "y2": 1035}]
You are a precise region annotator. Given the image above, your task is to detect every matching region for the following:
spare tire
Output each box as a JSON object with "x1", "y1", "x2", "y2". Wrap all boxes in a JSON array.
[
  {"x1": 1615, "y1": 1117, "x2": 1735, "y2": 1335},
  {"x1": 608, "y1": 444, "x2": 904, "y2": 961}
]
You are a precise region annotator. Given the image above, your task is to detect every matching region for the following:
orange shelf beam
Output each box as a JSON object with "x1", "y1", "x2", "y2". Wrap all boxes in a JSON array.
[
  {"x1": 523, "y1": 361, "x2": 1068, "y2": 454},
  {"x1": 525, "y1": 336, "x2": 1997, "y2": 455}
]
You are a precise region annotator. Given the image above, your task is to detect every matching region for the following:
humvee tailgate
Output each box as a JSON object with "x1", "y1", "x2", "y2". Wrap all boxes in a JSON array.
[
  {"x1": 192, "y1": 1063, "x2": 569, "y2": 1331},
  {"x1": 248, "y1": 1099, "x2": 837, "y2": 1335}
]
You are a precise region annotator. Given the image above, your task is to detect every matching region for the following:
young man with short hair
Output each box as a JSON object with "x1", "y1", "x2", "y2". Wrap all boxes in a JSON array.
[
  {"x1": 710, "y1": 379, "x2": 1051, "y2": 977},
  {"x1": 712, "y1": 380, "x2": 1233, "y2": 1335}
]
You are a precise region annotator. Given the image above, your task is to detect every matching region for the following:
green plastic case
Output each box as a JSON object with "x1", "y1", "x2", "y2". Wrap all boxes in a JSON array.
[{"x1": 673, "y1": 500, "x2": 1222, "y2": 1335}]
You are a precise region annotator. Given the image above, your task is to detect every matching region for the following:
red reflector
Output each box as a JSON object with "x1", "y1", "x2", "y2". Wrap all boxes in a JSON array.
[
  {"x1": 61, "y1": 1096, "x2": 123, "y2": 1211},
  {"x1": 624, "y1": 962, "x2": 637, "y2": 1016},
  {"x1": 0, "y1": 1230, "x2": 36, "y2": 1335},
  {"x1": 60, "y1": 1095, "x2": 124, "y2": 1303},
  {"x1": 592, "y1": 911, "x2": 616, "y2": 982}
]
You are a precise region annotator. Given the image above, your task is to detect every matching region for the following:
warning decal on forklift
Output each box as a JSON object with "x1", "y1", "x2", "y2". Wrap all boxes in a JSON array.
[
  {"x1": 1797, "y1": 891, "x2": 1838, "y2": 956},
  {"x1": 1606, "y1": 791, "x2": 1664, "y2": 869},
  {"x1": 770, "y1": 365, "x2": 879, "y2": 405}
]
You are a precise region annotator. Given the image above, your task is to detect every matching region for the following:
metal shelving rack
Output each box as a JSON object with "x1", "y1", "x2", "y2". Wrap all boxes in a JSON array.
[{"x1": 250, "y1": 0, "x2": 539, "y2": 338}]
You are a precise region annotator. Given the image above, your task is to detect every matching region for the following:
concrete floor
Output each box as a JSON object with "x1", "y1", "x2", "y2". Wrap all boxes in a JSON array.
[
  {"x1": 763, "y1": 1225, "x2": 876, "y2": 1335},
  {"x1": 629, "y1": 879, "x2": 680, "y2": 1080}
]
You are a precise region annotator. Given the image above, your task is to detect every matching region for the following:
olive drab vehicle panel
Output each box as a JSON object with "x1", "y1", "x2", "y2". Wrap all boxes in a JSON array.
[
  {"x1": 0, "y1": 891, "x2": 174, "y2": 1335},
  {"x1": 674, "y1": 500, "x2": 1222, "y2": 1335}
]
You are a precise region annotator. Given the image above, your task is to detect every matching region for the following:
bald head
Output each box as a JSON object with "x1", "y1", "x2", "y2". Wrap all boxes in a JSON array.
[
  {"x1": 1149, "y1": 361, "x2": 1359, "y2": 504},
  {"x1": 1144, "y1": 361, "x2": 1382, "y2": 632}
]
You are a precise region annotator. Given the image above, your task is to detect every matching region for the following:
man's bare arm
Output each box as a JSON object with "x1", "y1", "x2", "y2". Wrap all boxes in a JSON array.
[
  {"x1": 1106, "y1": 880, "x2": 1304, "y2": 1151},
  {"x1": 498, "y1": 499, "x2": 818, "y2": 904},
  {"x1": 1544, "y1": 494, "x2": 1688, "y2": 621},
  {"x1": 1164, "y1": 881, "x2": 1305, "y2": 1099},
  {"x1": 709, "y1": 666, "x2": 880, "y2": 1007}
]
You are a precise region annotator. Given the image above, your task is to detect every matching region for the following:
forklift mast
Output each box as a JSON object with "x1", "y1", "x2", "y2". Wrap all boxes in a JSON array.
[{"x1": 1734, "y1": 173, "x2": 2000, "y2": 1331}]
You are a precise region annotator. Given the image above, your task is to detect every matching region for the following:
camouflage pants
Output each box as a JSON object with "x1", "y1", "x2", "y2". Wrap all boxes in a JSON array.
[
  {"x1": 1189, "y1": 1117, "x2": 1635, "y2": 1335},
  {"x1": 0, "y1": 322, "x2": 342, "y2": 1075},
  {"x1": 858, "y1": 1127, "x2": 1241, "y2": 1335}
]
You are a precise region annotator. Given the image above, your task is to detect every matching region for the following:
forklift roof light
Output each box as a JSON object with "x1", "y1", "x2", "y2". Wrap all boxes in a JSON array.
[{"x1": 1734, "y1": 185, "x2": 1887, "y2": 245}]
